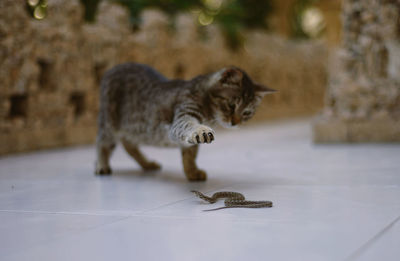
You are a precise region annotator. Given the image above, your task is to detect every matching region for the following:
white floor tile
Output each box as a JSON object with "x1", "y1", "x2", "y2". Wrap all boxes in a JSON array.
[
  {"x1": 1, "y1": 119, "x2": 399, "y2": 261},
  {"x1": 0, "y1": 147, "x2": 230, "y2": 215},
  {"x1": 0, "y1": 211, "x2": 124, "y2": 258},
  {"x1": 349, "y1": 215, "x2": 400, "y2": 261},
  {"x1": 1, "y1": 214, "x2": 396, "y2": 261}
]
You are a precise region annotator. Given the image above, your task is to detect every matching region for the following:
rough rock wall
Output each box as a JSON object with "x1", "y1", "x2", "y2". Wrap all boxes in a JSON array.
[
  {"x1": 313, "y1": 0, "x2": 400, "y2": 142},
  {"x1": 0, "y1": 0, "x2": 328, "y2": 155}
]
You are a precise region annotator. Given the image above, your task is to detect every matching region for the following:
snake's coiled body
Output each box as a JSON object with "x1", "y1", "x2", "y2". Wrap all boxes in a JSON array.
[{"x1": 191, "y1": 190, "x2": 273, "y2": 211}]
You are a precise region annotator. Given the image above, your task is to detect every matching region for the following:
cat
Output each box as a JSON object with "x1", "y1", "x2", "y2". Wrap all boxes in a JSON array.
[{"x1": 95, "y1": 63, "x2": 275, "y2": 181}]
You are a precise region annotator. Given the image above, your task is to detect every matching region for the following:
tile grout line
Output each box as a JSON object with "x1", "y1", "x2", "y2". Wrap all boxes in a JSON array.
[
  {"x1": 131, "y1": 186, "x2": 235, "y2": 215},
  {"x1": 344, "y1": 214, "x2": 400, "y2": 261},
  {"x1": 3, "y1": 186, "x2": 236, "y2": 258},
  {"x1": 0, "y1": 209, "x2": 133, "y2": 217},
  {"x1": 0, "y1": 186, "x2": 235, "y2": 218},
  {"x1": 2, "y1": 215, "x2": 133, "y2": 261}
]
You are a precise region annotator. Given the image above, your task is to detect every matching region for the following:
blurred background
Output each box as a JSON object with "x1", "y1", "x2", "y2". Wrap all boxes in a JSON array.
[{"x1": 0, "y1": 0, "x2": 399, "y2": 155}]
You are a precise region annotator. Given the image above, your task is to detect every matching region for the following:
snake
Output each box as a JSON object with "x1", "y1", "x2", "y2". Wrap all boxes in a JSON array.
[{"x1": 191, "y1": 190, "x2": 273, "y2": 211}]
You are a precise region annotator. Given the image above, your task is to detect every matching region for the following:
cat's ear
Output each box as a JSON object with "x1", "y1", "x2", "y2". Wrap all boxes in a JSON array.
[
  {"x1": 254, "y1": 84, "x2": 276, "y2": 96},
  {"x1": 219, "y1": 68, "x2": 243, "y2": 85},
  {"x1": 208, "y1": 67, "x2": 243, "y2": 88}
]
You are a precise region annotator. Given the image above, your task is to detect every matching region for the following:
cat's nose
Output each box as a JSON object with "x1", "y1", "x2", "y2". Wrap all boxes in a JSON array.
[{"x1": 231, "y1": 116, "x2": 240, "y2": 126}]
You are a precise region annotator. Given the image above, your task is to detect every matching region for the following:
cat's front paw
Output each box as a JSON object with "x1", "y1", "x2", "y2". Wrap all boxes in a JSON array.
[
  {"x1": 95, "y1": 166, "x2": 112, "y2": 175},
  {"x1": 186, "y1": 169, "x2": 207, "y2": 181},
  {"x1": 186, "y1": 125, "x2": 215, "y2": 145}
]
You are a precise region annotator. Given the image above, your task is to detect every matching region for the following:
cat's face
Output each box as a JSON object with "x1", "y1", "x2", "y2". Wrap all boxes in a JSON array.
[{"x1": 208, "y1": 67, "x2": 275, "y2": 128}]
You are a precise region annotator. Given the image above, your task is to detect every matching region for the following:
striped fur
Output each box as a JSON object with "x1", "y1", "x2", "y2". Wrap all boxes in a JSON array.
[{"x1": 95, "y1": 63, "x2": 275, "y2": 180}]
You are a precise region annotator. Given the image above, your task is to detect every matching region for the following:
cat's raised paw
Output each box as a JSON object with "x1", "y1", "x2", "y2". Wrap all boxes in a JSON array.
[{"x1": 187, "y1": 125, "x2": 215, "y2": 144}]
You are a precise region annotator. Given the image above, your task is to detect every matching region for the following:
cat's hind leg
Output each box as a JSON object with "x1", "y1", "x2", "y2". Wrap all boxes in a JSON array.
[
  {"x1": 95, "y1": 141, "x2": 116, "y2": 175},
  {"x1": 95, "y1": 125, "x2": 117, "y2": 175},
  {"x1": 181, "y1": 145, "x2": 207, "y2": 181},
  {"x1": 121, "y1": 139, "x2": 161, "y2": 171}
]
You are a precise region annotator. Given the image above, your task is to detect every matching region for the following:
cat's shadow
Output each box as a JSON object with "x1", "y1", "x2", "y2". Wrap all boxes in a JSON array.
[
  {"x1": 110, "y1": 168, "x2": 234, "y2": 187},
  {"x1": 111, "y1": 168, "x2": 182, "y2": 182}
]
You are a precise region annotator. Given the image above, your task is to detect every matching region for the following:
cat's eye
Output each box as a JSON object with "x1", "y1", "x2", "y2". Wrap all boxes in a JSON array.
[{"x1": 242, "y1": 111, "x2": 252, "y2": 117}]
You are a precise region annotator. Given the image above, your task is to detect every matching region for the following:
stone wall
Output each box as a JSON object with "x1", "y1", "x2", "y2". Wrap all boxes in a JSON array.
[
  {"x1": 0, "y1": 0, "x2": 328, "y2": 155},
  {"x1": 313, "y1": 0, "x2": 400, "y2": 142}
]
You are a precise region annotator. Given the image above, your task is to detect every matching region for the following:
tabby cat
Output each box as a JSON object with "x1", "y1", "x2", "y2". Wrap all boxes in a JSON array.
[{"x1": 95, "y1": 63, "x2": 275, "y2": 181}]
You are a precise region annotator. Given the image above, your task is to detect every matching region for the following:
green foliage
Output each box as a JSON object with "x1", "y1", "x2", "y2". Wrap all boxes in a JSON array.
[
  {"x1": 214, "y1": 0, "x2": 272, "y2": 48},
  {"x1": 79, "y1": 0, "x2": 273, "y2": 48},
  {"x1": 26, "y1": 0, "x2": 48, "y2": 20},
  {"x1": 114, "y1": 0, "x2": 204, "y2": 29},
  {"x1": 80, "y1": 0, "x2": 102, "y2": 23}
]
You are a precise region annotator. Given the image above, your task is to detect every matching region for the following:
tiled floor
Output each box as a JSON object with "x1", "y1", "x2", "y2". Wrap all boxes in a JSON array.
[{"x1": 1, "y1": 120, "x2": 399, "y2": 261}]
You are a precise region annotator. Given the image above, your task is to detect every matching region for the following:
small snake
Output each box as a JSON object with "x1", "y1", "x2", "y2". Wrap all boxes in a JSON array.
[{"x1": 191, "y1": 190, "x2": 273, "y2": 211}]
